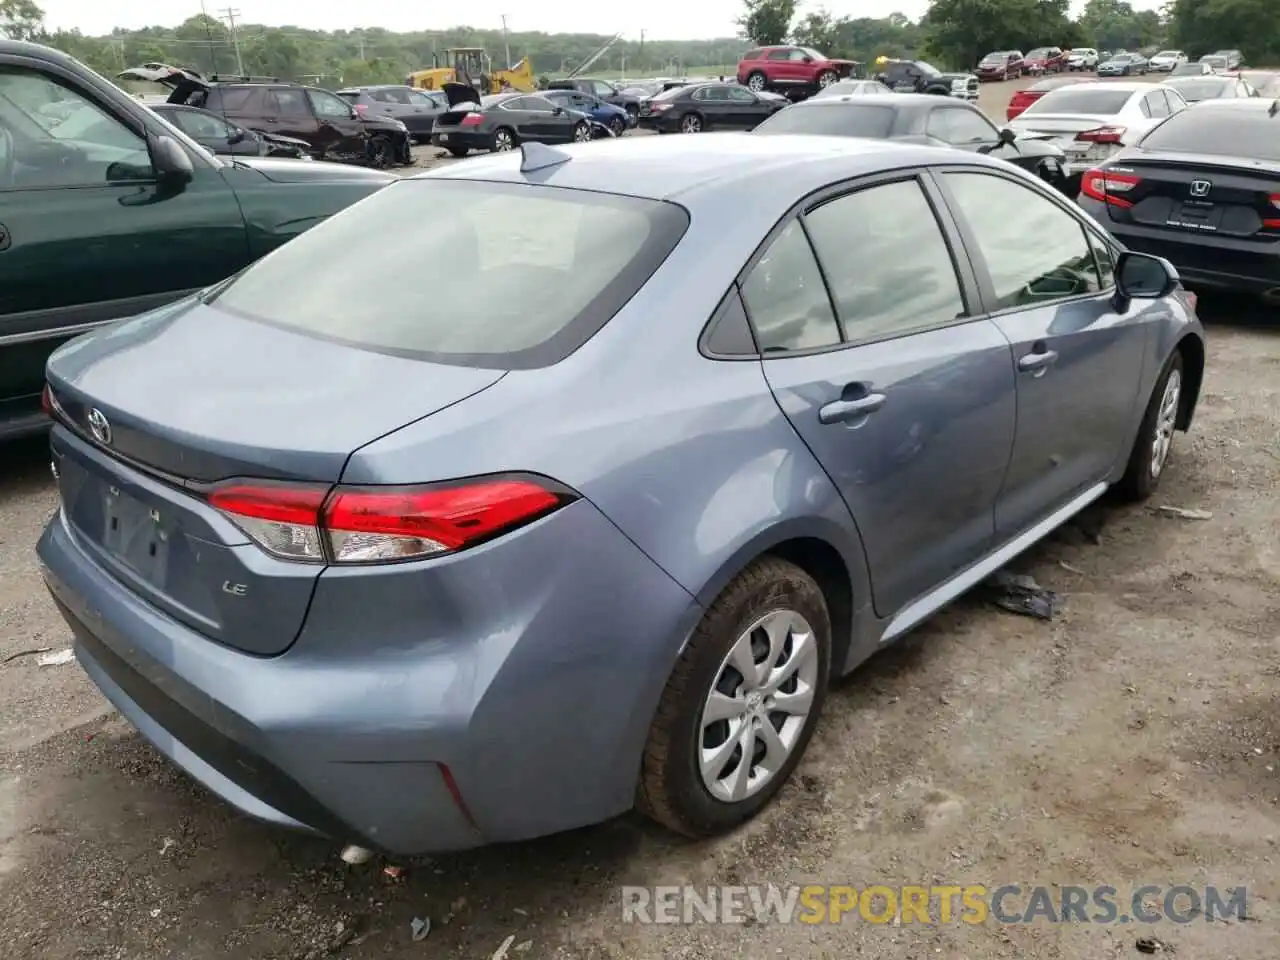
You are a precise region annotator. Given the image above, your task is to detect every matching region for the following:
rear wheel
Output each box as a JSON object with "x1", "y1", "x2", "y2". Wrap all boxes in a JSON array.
[
  {"x1": 746, "y1": 71, "x2": 766, "y2": 93},
  {"x1": 817, "y1": 70, "x2": 837, "y2": 88},
  {"x1": 610, "y1": 116, "x2": 626, "y2": 137},
  {"x1": 573, "y1": 121, "x2": 593, "y2": 142},
  {"x1": 680, "y1": 112, "x2": 704, "y2": 133},
  {"x1": 368, "y1": 135, "x2": 395, "y2": 168},
  {"x1": 1116, "y1": 351, "x2": 1184, "y2": 501},
  {"x1": 492, "y1": 126, "x2": 516, "y2": 151},
  {"x1": 637, "y1": 556, "x2": 831, "y2": 837}
]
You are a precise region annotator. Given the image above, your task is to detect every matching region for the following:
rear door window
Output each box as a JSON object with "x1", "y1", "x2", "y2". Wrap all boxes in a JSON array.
[
  {"x1": 740, "y1": 220, "x2": 840, "y2": 352},
  {"x1": 208, "y1": 180, "x2": 690, "y2": 369}
]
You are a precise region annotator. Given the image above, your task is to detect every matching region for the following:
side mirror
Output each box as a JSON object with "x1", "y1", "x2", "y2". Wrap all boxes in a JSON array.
[
  {"x1": 227, "y1": 128, "x2": 246, "y2": 144},
  {"x1": 552, "y1": 106, "x2": 564, "y2": 115},
  {"x1": 1116, "y1": 250, "x2": 1179, "y2": 300},
  {"x1": 149, "y1": 134, "x2": 194, "y2": 185},
  {"x1": 998, "y1": 126, "x2": 1017, "y2": 145}
]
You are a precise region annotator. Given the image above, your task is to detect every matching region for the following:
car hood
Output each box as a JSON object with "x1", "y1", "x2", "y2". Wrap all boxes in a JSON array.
[
  {"x1": 119, "y1": 62, "x2": 209, "y2": 105},
  {"x1": 232, "y1": 156, "x2": 396, "y2": 184},
  {"x1": 937, "y1": 72, "x2": 976, "y2": 82}
]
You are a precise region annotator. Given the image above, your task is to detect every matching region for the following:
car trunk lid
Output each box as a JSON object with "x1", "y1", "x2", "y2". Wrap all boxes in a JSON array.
[
  {"x1": 1089, "y1": 152, "x2": 1280, "y2": 240},
  {"x1": 1011, "y1": 112, "x2": 1124, "y2": 160},
  {"x1": 45, "y1": 298, "x2": 506, "y2": 655}
]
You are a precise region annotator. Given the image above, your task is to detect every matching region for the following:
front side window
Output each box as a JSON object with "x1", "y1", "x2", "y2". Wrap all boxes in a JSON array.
[
  {"x1": 927, "y1": 108, "x2": 997, "y2": 145},
  {"x1": 308, "y1": 89, "x2": 353, "y2": 118},
  {"x1": 727, "y1": 87, "x2": 757, "y2": 103},
  {"x1": 0, "y1": 65, "x2": 153, "y2": 188},
  {"x1": 270, "y1": 88, "x2": 310, "y2": 117},
  {"x1": 805, "y1": 179, "x2": 966, "y2": 341},
  {"x1": 740, "y1": 220, "x2": 840, "y2": 352},
  {"x1": 943, "y1": 172, "x2": 1102, "y2": 309}
]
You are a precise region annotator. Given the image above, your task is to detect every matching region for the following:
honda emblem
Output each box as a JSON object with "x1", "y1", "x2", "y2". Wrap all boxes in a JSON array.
[{"x1": 1189, "y1": 180, "x2": 1212, "y2": 198}]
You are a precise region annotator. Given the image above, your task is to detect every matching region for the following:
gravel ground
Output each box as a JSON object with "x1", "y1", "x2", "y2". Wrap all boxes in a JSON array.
[{"x1": 2, "y1": 76, "x2": 1279, "y2": 960}]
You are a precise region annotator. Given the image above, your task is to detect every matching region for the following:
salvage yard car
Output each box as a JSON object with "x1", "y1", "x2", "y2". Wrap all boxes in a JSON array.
[
  {"x1": 637, "y1": 81, "x2": 787, "y2": 133},
  {"x1": 0, "y1": 40, "x2": 394, "y2": 441},
  {"x1": 736, "y1": 45, "x2": 859, "y2": 96},
  {"x1": 37, "y1": 133, "x2": 1203, "y2": 857},
  {"x1": 1077, "y1": 99, "x2": 1280, "y2": 303},
  {"x1": 874, "y1": 58, "x2": 980, "y2": 101},
  {"x1": 430, "y1": 91, "x2": 601, "y2": 156}
]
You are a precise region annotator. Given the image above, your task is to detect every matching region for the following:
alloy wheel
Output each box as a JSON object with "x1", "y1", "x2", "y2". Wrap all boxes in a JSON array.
[
  {"x1": 681, "y1": 114, "x2": 702, "y2": 133},
  {"x1": 1150, "y1": 368, "x2": 1181, "y2": 478},
  {"x1": 698, "y1": 609, "x2": 819, "y2": 803},
  {"x1": 748, "y1": 74, "x2": 765, "y2": 92},
  {"x1": 494, "y1": 129, "x2": 514, "y2": 151}
]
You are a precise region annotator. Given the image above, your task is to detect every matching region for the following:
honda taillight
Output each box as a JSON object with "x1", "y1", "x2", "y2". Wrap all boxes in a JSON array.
[
  {"x1": 1080, "y1": 168, "x2": 1141, "y2": 207},
  {"x1": 650, "y1": 103, "x2": 673, "y2": 111},
  {"x1": 208, "y1": 474, "x2": 574, "y2": 564},
  {"x1": 460, "y1": 113, "x2": 484, "y2": 126},
  {"x1": 1076, "y1": 125, "x2": 1126, "y2": 144}
]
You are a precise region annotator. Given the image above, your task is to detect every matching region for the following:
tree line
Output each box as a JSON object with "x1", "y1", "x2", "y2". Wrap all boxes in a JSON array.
[
  {"x1": 740, "y1": 0, "x2": 1280, "y2": 71},
  {"x1": 2, "y1": 0, "x2": 1276, "y2": 89}
]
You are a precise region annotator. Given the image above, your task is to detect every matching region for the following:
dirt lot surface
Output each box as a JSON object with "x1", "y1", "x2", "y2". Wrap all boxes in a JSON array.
[{"x1": 3, "y1": 75, "x2": 1279, "y2": 960}]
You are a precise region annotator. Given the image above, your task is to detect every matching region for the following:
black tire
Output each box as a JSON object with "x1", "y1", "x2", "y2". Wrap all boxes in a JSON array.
[
  {"x1": 679, "y1": 112, "x2": 704, "y2": 133},
  {"x1": 447, "y1": 145, "x2": 469, "y2": 158},
  {"x1": 625, "y1": 103, "x2": 639, "y2": 119},
  {"x1": 368, "y1": 135, "x2": 395, "y2": 168},
  {"x1": 636, "y1": 556, "x2": 832, "y2": 838},
  {"x1": 492, "y1": 126, "x2": 517, "y2": 152},
  {"x1": 572, "y1": 121, "x2": 593, "y2": 143},
  {"x1": 610, "y1": 116, "x2": 626, "y2": 137},
  {"x1": 746, "y1": 71, "x2": 767, "y2": 93},
  {"x1": 816, "y1": 70, "x2": 837, "y2": 89},
  {"x1": 1115, "y1": 350, "x2": 1185, "y2": 501}
]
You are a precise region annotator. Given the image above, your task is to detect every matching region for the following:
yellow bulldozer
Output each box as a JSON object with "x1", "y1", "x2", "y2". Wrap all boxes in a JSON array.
[{"x1": 406, "y1": 48, "x2": 535, "y2": 94}]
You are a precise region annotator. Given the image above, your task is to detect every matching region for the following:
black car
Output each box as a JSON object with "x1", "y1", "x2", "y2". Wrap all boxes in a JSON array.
[
  {"x1": 753, "y1": 94, "x2": 1070, "y2": 193},
  {"x1": 118, "y1": 64, "x2": 412, "y2": 168},
  {"x1": 874, "y1": 59, "x2": 980, "y2": 101},
  {"x1": 637, "y1": 81, "x2": 787, "y2": 134},
  {"x1": 149, "y1": 103, "x2": 312, "y2": 159},
  {"x1": 336, "y1": 85, "x2": 448, "y2": 143},
  {"x1": 545, "y1": 77, "x2": 643, "y2": 119},
  {"x1": 1076, "y1": 99, "x2": 1280, "y2": 302},
  {"x1": 430, "y1": 91, "x2": 597, "y2": 156}
]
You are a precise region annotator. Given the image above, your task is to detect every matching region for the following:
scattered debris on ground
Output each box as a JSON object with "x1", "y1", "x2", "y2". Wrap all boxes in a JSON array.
[
  {"x1": 1155, "y1": 505, "x2": 1213, "y2": 521},
  {"x1": 981, "y1": 570, "x2": 1062, "y2": 620}
]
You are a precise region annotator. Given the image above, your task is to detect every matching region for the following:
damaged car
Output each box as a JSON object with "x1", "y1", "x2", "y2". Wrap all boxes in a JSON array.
[
  {"x1": 148, "y1": 102, "x2": 313, "y2": 160},
  {"x1": 430, "y1": 83, "x2": 615, "y2": 157},
  {"x1": 118, "y1": 63, "x2": 412, "y2": 168}
]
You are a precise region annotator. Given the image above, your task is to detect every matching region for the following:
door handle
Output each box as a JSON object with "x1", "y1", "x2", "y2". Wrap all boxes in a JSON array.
[
  {"x1": 1017, "y1": 349, "x2": 1059, "y2": 372},
  {"x1": 819, "y1": 392, "x2": 886, "y2": 425}
]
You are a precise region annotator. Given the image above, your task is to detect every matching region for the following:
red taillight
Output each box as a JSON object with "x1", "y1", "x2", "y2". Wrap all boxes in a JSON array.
[
  {"x1": 1080, "y1": 168, "x2": 1141, "y2": 207},
  {"x1": 41, "y1": 384, "x2": 52, "y2": 415},
  {"x1": 460, "y1": 113, "x2": 484, "y2": 126},
  {"x1": 1183, "y1": 290, "x2": 1198, "y2": 311},
  {"x1": 353, "y1": 103, "x2": 367, "y2": 116},
  {"x1": 208, "y1": 474, "x2": 572, "y2": 564},
  {"x1": 1076, "y1": 125, "x2": 1126, "y2": 144},
  {"x1": 650, "y1": 103, "x2": 673, "y2": 112}
]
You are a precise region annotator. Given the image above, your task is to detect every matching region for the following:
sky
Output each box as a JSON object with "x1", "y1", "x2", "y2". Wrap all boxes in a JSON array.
[{"x1": 38, "y1": 0, "x2": 1168, "y2": 42}]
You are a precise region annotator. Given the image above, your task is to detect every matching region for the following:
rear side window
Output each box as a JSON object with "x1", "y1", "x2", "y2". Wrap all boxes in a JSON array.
[
  {"x1": 209, "y1": 86, "x2": 263, "y2": 112},
  {"x1": 754, "y1": 104, "x2": 895, "y2": 137},
  {"x1": 743, "y1": 49, "x2": 764, "y2": 61},
  {"x1": 740, "y1": 221, "x2": 840, "y2": 352},
  {"x1": 1022, "y1": 88, "x2": 1132, "y2": 115},
  {"x1": 1139, "y1": 109, "x2": 1280, "y2": 162},
  {"x1": 209, "y1": 180, "x2": 690, "y2": 369},
  {"x1": 805, "y1": 180, "x2": 966, "y2": 341}
]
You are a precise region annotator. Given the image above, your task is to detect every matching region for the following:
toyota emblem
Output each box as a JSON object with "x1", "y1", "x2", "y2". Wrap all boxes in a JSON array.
[{"x1": 87, "y1": 408, "x2": 112, "y2": 445}]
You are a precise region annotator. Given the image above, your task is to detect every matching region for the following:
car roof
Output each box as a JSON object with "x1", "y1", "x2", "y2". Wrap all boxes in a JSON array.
[
  {"x1": 790, "y1": 93, "x2": 966, "y2": 108},
  {"x1": 414, "y1": 132, "x2": 1008, "y2": 204},
  {"x1": 1190, "y1": 98, "x2": 1279, "y2": 111},
  {"x1": 1048, "y1": 80, "x2": 1154, "y2": 92}
]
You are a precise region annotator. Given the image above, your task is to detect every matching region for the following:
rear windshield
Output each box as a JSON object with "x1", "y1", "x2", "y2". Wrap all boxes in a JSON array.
[
  {"x1": 650, "y1": 85, "x2": 689, "y2": 102},
  {"x1": 754, "y1": 103, "x2": 895, "y2": 137},
  {"x1": 208, "y1": 180, "x2": 690, "y2": 369},
  {"x1": 1139, "y1": 110, "x2": 1280, "y2": 162},
  {"x1": 1167, "y1": 80, "x2": 1228, "y2": 99},
  {"x1": 1022, "y1": 87, "x2": 1131, "y2": 115},
  {"x1": 335, "y1": 91, "x2": 358, "y2": 101},
  {"x1": 1027, "y1": 49, "x2": 1050, "y2": 58}
]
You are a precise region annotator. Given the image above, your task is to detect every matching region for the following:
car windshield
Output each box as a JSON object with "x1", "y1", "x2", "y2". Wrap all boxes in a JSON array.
[
  {"x1": 1155, "y1": 51, "x2": 1179, "y2": 58},
  {"x1": 1029, "y1": 76, "x2": 1082, "y2": 91},
  {"x1": 1202, "y1": 57, "x2": 1227, "y2": 67},
  {"x1": 1027, "y1": 49, "x2": 1050, "y2": 58},
  {"x1": 982, "y1": 53, "x2": 1007, "y2": 62},
  {"x1": 1167, "y1": 79, "x2": 1228, "y2": 100},
  {"x1": 799, "y1": 48, "x2": 826, "y2": 60},
  {"x1": 1022, "y1": 87, "x2": 1132, "y2": 114},
  {"x1": 1170, "y1": 64, "x2": 1205, "y2": 75},
  {"x1": 913, "y1": 61, "x2": 941, "y2": 76},
  {"x1": 1140, "y1": 109, "x2": 1280, "y2": 162},
  {"x1": 754, "y1": 103, "x2": 895, "y2": 137},
  {"x1": 207, "y1": 180, "x2": 690, "y2": 367}
]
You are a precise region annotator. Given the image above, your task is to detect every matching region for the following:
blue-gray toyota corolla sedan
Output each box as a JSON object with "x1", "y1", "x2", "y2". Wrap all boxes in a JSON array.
[{"x1": 37, "y1": 134, "x2": 1205, "y2": 855}]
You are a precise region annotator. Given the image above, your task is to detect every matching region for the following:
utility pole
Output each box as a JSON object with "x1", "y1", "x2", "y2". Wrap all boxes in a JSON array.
[
  {"x1": 219, "y1": 7, "x2": 244, "y2": 76},
  {"x1": 357, "y1": 33, "x2": 366, "y2": 60},
  {"x1": 500, "y1": 15, "x2": 511, "y2": 69},
  {"x1": 639, "y1": 29, "x2": 645, "y2": 72}
]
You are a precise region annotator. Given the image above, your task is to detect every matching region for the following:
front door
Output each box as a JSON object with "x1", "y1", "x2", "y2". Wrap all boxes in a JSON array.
[
  {"x1": 306, "y1": 88, "x2": 368, "y2": 162},
  {"x1": 934, "y1": 168, "x2": 1149, "y2": 536},
  {"x1": 748, "y1": 174, "x2": 1017, "y2": 616},
  {"x1": 0, "y1": 59, "x2": 247, "y2": 428},
  {"x1": 725, "y1": 86, "x2": 770, "y2": 128}
]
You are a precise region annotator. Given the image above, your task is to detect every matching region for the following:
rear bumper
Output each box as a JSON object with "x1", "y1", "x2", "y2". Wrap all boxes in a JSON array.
[
  {"x1": 38, "y1": 488, "x2": 701, "y2": 855},
  {"x1": 431, "y1": 129, "x2": 490, "y2": 151},
  {"x1": 1081, "y1": 202, "x2": 1280, "y2": 295},
  {"x1": 638, "y1": 113, "x2": 680, "y2": 132}
]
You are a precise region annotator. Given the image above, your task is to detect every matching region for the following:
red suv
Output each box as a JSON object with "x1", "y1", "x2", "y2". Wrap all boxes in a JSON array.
[
  {"x1": 737, "y1": 46, "x2": 858, "y2": 95},
  {"x1": 1023, "y1": 47, "x2": 1066, "y2": 75}
]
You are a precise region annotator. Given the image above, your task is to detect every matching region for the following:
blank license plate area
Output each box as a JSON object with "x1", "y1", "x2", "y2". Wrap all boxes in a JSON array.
[{"x1": 102, "y1": 486, "x2": 171, "y2": 585}]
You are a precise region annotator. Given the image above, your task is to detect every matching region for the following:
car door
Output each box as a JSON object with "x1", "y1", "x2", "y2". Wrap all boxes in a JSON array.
[
  {"x1": 765, "y1": 48, "x2": 795, "y2": 83},
  {"x1": 748, "y1": 173, "x2": 1017, "y2": 617},
  {"x1": 566, "y1": 92, "x2": 600, "y2": 122},
  {"x1": 934, "y1": 167, "x2": 1149, "y2": 536},
  {"x1": 725, "y1": 85, "x2": 772, "y2": 127},
  {"x1": 0, "y1": 58, "x2": 248, "y2": 430},
  {"x1": 306, "y1": 87, "x2": 367, "y2": 161},
  {"x1": 406, "y1": 88, "x2": 446, "y2": 131},
  {"x1": 692, "y1": 85, "x2": 732, "y2": 125},
  {"x1": 261, "y1": 87, "x2": 321, "y2": 150},
  {"x1": 511, "y1": 97, "x2": 564, "y2": 142}
]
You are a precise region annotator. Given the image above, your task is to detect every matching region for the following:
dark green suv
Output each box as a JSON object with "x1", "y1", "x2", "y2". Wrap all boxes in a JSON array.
[{"x1": 0, "y1": 41, "x2": 395, "y2": 440}]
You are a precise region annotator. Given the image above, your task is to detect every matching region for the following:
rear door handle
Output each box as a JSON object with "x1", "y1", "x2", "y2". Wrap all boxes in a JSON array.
[
  {"x1": 819, "y1": 392, "x2": 886, "y2": 425},
  {"x1": 1017, "y1": 349, "x2": 1059, "y2": 372}
]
